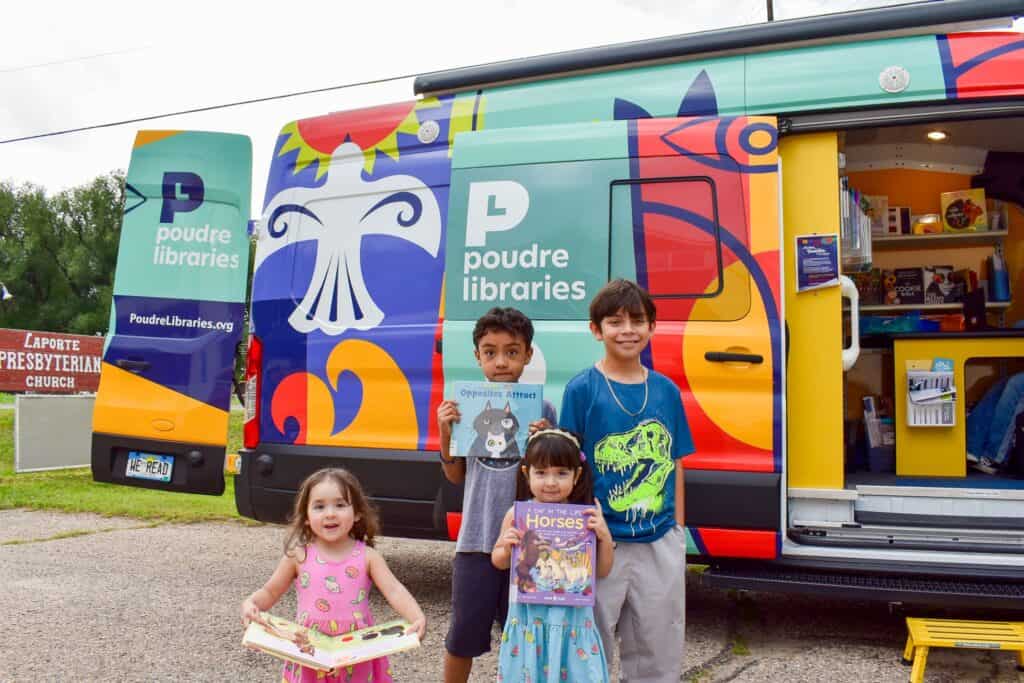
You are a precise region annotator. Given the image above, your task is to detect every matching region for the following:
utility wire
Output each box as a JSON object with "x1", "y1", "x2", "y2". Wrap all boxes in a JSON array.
[
  {"x1": 0, "y1": 72, "x2": 419, "y2": 145},
  {"x1": 0, "y1": 46, "x2": 152, "y2": 74}
]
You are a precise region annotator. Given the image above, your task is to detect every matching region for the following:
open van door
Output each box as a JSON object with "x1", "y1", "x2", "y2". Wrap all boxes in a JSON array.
[{"x1": 91, "y1": 131, "x2": 252, "y2": 495}]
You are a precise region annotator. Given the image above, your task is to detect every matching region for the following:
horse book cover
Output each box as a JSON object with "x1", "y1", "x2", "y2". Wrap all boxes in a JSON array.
[
  {"x1": 449, "y1": 381, "x2": 542, "y2": 458},
  {"x1": 510, "y1": 501, "x2": 596, "y2": 607}
]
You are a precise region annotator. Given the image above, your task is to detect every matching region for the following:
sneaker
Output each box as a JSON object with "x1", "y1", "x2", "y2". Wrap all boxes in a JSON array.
[
  {"x1": 966, "y1": 452, "x2": 980, "y2": 464},
  {"x1": 972, "y1": 458, "x2": 999, "y2": 475}
]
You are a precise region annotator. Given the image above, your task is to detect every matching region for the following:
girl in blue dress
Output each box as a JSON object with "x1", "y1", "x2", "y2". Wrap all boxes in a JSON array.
[{"x1": 492, "y1": 428, "x2": 614, "y2": 683}]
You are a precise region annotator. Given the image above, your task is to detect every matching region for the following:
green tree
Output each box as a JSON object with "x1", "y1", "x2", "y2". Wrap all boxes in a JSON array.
[{"x1": 0, "y1": 172, "x2": 124, "y2": 334}]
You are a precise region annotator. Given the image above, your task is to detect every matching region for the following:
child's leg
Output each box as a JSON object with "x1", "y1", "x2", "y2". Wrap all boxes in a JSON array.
[
  {"x1": 618, "y1": 526, "x2": 687, "y2": 683},
  {"x1": 444, "y1": 552, "x2": 506, "y2": 683},
  {"x1": 594, "y1": 544, "x2": 631, "y2": 668}
]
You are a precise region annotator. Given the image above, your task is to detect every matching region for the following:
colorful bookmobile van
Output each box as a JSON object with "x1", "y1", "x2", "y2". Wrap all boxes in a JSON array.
[{"x1": 93, "y1": 0, "x2": 1024, "y2": 604}]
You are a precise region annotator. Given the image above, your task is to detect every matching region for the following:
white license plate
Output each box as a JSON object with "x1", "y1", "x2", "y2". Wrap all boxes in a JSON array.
[{"x1": 126, "y1": 452, "x2": 174, "y2": 483}]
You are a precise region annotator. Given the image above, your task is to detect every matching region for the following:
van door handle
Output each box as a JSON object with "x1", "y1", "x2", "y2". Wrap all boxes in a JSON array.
[
  {"x1": 116, "y1": 359, "x2": 151, "y2": 373},
  {"x1": 705, "y1": 351, "x2": 763, "y2": 364}
]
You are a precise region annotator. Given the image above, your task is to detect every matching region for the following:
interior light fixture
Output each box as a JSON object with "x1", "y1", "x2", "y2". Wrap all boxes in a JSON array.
[{"x1": 926, "y1": 130, "x2": 948, "y2": 141}]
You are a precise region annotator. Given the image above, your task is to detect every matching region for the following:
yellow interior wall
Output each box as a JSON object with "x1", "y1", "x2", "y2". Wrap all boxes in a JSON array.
[{"x1": 782, "y1": 133, "x2": 845, "y2": 490}]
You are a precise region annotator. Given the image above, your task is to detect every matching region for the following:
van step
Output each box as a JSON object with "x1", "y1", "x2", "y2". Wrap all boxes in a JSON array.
[{"x1": 702, "y1": 565, "x2": 1024, "y2": 608}]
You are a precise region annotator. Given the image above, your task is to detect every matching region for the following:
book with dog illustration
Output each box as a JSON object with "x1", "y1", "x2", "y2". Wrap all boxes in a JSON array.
[
  {"x1": 510, "y1": 501, "x2": 596, "y2": 607},
  {"x1": 242, "y1": 612, "x2": 419, "y2": 672},
  {"x1": 450, "y1": 381, "x2": 543, "y2": 458}
]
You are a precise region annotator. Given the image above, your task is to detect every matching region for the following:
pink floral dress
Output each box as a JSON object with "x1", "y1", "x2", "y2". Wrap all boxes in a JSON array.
[{"x1": 283, "y1": 541, "x2": 393, "y2": 683}]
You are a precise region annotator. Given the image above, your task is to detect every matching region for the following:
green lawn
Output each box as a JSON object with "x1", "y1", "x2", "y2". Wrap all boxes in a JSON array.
[{"x1": 0, "y1": 411, "x2": 247, "y2": 522}]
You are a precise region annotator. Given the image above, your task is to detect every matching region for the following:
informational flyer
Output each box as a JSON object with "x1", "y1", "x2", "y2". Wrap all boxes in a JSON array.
[{"x1": 795, "y1": 234, "x2": 840, "y2": 293}]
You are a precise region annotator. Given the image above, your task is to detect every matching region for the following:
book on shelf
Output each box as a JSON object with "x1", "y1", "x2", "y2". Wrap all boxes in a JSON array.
[
  {"x1": 449, "y1": 381, "x2": 542, "y2": 458},
  {"x1": 242, "y1": 612, "x2": 419, "y2": 673},
  {"x1": 510, "y1": 501, "x2": 596, "y2": 607}
]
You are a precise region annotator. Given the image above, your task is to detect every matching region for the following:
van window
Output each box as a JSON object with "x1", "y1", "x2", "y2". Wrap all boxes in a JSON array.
[{"x1": 610, "y1": 177, "x2": 751, "y2": 322}]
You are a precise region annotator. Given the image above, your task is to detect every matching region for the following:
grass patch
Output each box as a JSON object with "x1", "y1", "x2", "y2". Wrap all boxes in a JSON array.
[
  {"x1": 0, "y1": 393, "x2": 14, "y2": 405},
  {"x1": 731, "y1": 634, "x2": 751, "y2": 656},
  {"x1": 0, "y1": 411, "x2": 246, "y2": 522}
]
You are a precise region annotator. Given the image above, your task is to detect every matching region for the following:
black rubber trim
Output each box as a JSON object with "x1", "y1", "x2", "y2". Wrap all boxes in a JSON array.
[
  {"x1": 686, "y1": 469, "x2": 779, "y2": 530},
  {"x1": 854, "y1": 511, "x2": 1024, "y2": 531},
  {"x1": 414, "y1": 0, "x2": 1024, "y2": 93},
  {"x1": 783, "y1": 99, "x2": 1024, "y2": 134},
  {"x1": 91, "y1": 432, "x2": 225, "y2": 496},
  {"x1": 234, "y1": 442, "x2": 462, "y2": 538},
  {"x1": 703, "y1": 562, "x2": 1024, "y2": 608},
  {"x1": 789, "y1": 527, "x2": 1024, "y2": 554}
]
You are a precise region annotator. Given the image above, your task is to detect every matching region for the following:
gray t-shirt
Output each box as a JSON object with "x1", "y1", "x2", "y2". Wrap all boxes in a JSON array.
[{"x1": 455, "y1": 401, "x2": 557, "y2": 553}]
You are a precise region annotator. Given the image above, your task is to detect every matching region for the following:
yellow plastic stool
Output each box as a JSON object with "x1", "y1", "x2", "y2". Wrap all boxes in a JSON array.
[{"x1": 903, "y1": 617, "x2": 1024, "y2": 682}]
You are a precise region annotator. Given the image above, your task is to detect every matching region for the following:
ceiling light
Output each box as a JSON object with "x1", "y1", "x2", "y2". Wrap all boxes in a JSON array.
[{"x1": 927, "y1": 130, "x2": 948, "y2": 141}]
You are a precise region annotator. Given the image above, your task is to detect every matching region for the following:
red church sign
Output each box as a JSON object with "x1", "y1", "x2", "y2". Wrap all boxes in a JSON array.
[{"x1": 0, "y1": 329, "x2": 103, "y2": 393}]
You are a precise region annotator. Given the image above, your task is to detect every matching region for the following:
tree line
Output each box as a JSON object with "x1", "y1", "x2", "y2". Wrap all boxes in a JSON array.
[{"x1": 0, "y1": 173, "x2": 124, "y2": 335}]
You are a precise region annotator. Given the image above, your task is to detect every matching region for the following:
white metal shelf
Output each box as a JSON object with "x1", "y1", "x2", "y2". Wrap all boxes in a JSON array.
[{"x1": 871, "y1": 230, "x2": 1007, "y2": 249}]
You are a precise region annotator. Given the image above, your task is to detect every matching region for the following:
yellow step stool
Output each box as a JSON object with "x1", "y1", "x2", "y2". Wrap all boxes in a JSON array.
[{"x1": 902, "y1": 617, "x2": 1024, "y2": 682}]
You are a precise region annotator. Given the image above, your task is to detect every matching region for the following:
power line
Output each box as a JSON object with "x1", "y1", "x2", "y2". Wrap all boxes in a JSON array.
[
  {"x1": 0, "y1": 72, "x2": 419, "y2": 145},
  {"x1": 0, "y1": 46, "x2": 152, "y2": 74}
]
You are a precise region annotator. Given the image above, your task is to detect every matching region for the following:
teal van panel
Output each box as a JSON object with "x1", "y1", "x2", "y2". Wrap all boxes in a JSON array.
[
  {"x1": 115, "y1": 132, "x2": 252, "y2": 303},
  {"x1": 482, "y1": 56, "x2": 745, "y2": 128},
  {"x1": 452, "y1": 120, "x2": 628, "y2": 169},
  {"x1": 446, "y1": 155, "x2": 631, "y2": 322},
  {"x1": 746, "y1": 35, "x2": 946, "y2": 113}
]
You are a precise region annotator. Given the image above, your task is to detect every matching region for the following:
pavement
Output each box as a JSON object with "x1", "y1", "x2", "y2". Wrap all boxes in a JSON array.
[{"x1": 3, "y1": 509, "x2": 1023, "y2": 681}]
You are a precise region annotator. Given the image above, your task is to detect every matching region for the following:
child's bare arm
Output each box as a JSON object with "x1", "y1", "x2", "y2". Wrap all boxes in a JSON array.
[
  {"x1": 437, "y1": 399, "x2": 467, "y2": 484},
  {"x1": 366, "y1": 547, "x2": 426, "y2": 639},
  {"x1": 241, "y1": 554, "x2": 298, "y2": 623},
  {"x1": 491, "y1": 508, "x2": 520, "y2": 570}
]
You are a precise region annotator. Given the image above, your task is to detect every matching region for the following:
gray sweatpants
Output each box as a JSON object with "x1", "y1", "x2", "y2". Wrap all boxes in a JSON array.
[{"x1": 595, "y1": 524, "x2": 687, "y2": 683}]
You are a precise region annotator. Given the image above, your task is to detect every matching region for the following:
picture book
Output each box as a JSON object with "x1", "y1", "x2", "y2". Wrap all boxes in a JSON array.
[
  {"x1": 893, "y1": 267, "x2": 924, "y2": 305},
  {"x1": 941, "y1": 188, "x2": 988, "y2": 232},
  {"x1": 510, "y1": 501, "x2": 596, "y2": 607},
  {"x1": 449, "y1": 381, "x2": 543, "y2": 458},
  {"x1": 242, "y1": 612, "x2": 419, "y2": 673},
  {"x1": 863, "y1": 195, "x2": 888, "y2": 234},
  {"x1": 923, "y1": 265, "x2": 960, "y2": 304}
]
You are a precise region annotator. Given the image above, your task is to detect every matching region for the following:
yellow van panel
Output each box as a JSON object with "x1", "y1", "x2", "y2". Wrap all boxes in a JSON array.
[
  {"x1": 780, "y1": 133, "x2": 844, "y2": 490},
  {"x1": 92, "y1": 362, "x2": 229, "y2": 446}
]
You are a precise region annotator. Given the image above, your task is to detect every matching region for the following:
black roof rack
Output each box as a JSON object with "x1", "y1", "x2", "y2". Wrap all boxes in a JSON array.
[{"x1": 414, "y1": 0, "x2": 1024, "y2": 94}]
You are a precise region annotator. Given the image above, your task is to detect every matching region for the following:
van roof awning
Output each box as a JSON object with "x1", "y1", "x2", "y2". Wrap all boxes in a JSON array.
[{"x1": 413, "y1": 0, "x2": 1024, "y2": 95}]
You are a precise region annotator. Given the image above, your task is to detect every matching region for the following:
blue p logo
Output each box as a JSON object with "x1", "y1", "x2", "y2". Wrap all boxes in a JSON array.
[{"x1": 160, "y1": 172, "x2": 205, "y2": 223}]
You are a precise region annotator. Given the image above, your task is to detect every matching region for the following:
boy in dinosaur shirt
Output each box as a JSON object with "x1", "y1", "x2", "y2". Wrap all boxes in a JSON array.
[{"x1": 560, "y1": 279, "x2": 693, "y2": 683}]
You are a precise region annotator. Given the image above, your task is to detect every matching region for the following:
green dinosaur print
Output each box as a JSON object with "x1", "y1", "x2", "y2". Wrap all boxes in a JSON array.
[{"x1": 594, "y1": 419, "x2": 673, "y2": 529}]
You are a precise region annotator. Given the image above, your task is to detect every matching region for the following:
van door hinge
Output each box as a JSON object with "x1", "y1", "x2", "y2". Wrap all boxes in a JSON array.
[{"x1": 778, "y1": 118, "x2": 793, "y2": 134}]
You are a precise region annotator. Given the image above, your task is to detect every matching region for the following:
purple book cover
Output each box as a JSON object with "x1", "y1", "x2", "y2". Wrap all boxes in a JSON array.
[{"x1": 510, "y1": 501, "x2": 596, "y2": 607}]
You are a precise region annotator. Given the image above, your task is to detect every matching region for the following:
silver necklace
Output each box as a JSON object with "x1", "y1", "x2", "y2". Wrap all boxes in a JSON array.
[{"x1": 599, "y1": 362, "x2": 648, "y2": 417}]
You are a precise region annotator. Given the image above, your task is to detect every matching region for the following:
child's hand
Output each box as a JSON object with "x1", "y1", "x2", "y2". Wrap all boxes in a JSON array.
[
  {"x1": 527, "y1": 418, "x2": 550, "y2": 435},
  {"x1": 437, "y1": 400, "x2": 461, "y2": 439},
  {"x1": 406, "y1": 615, "x2": 427, "y2": 640},
  {"x1": 240, "y1": 597, "x2": 261, "y2": 625},
  {"x1": 583, "y1": 499, "x2": 613, "y2": 545},
  {"x1": 498, "y1": 525, "x2": 523, "y2": 551}
]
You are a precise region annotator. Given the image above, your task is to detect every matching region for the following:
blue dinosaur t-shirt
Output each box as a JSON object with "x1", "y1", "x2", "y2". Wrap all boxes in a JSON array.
[{"x1": 560, "y1": 365, "x2": 693, "y2": 542}]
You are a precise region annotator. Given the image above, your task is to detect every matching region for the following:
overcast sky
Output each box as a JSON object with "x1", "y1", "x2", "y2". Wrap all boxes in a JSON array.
[{"x1": 0, "y1": 0, "x2": 1000, "y2": 216}]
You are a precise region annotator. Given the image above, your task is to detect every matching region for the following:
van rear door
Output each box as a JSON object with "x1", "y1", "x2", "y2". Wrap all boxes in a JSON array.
[{"x1": 91, "y1": 131, "x2": 252, "y2": 495}]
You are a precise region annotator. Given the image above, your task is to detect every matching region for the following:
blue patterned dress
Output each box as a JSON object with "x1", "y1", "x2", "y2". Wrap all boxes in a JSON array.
[{"x1": 496, "y1": 601, "x2": 609, "y2": 683}]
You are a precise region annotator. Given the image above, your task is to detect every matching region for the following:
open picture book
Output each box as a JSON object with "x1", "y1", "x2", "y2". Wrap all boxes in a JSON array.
[{"x1": 242, "y1": 612, "x2": 419, "y2": 672}]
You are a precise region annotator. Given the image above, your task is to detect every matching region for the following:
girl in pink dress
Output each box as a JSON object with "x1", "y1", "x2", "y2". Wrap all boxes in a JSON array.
[{"x1": 242, "y1": 468, "x2": 426, "y2": 682}]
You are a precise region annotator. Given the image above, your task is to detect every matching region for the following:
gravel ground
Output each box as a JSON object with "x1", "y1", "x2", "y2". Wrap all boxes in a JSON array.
[{"x1": 2, "y1": 510, "x2": 1023, "y2": 682}]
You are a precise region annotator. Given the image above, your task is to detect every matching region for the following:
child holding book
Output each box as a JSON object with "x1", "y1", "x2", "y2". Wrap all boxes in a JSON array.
[
  {"x1": 437, "y1": 307, "x2": 556, "y2": 683},
  {"x1": 492, "y1": 428, "x2": 614, "y2": 683},
  {"x1": 560, "y1": 279, "x2": 694, "y2": 683},
  {"x1": 241, "y1": 468, "x2": 426, "y2": 683}
]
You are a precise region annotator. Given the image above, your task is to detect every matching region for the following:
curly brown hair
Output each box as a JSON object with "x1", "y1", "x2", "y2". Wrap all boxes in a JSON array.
[{"x1": 283, "y1": 468, "x2": 380, "y2": 554}]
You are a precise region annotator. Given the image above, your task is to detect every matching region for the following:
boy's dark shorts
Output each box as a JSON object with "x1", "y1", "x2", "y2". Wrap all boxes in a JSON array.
[{"x1": 445, "y1": 551, "x2": 510, "y2": 658}]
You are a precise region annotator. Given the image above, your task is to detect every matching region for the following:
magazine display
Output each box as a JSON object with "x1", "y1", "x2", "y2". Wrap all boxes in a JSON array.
[
  {"x1": 510, "y1": 502, "x2": 596, "y2": 607},
  {"x1": 242, "y1": 612, "x2": 419, "y2": 672},
  {"x1": 450, "y1": 381, "x2": 543, "y2": 458}
]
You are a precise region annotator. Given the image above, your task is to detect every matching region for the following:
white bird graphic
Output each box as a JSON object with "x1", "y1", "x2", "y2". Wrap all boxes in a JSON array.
[{"x1": 257, "y1": 141, "x2": 442, "y2": 335}]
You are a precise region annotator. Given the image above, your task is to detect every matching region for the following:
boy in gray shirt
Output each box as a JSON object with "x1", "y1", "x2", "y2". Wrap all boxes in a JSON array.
[{"x1": 437, "y1": 307, "x2": 555, "y2": 683}]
